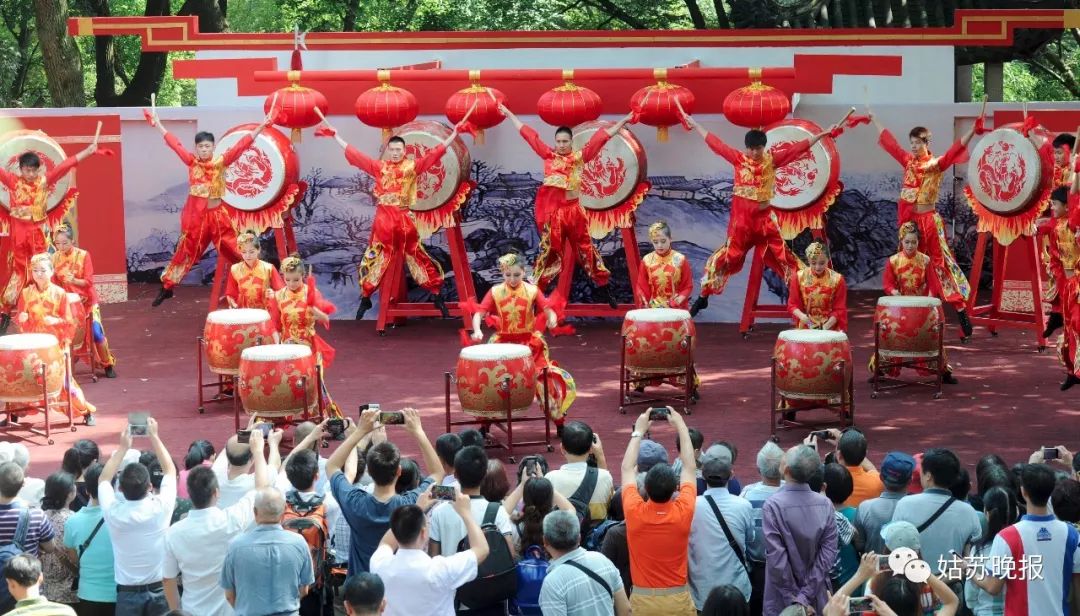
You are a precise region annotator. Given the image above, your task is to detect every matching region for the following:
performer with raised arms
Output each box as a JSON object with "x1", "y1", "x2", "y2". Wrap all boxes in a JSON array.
[
  {"x1": 498, "y1": 103, "x2": 635, "y2": 307},
  {"x1": 51, "y1": 224, "x2": 117, "y2": 378},
  {"x1": 787, "y1": 241, "x2": 848, "y2": 332},
  {"x1": 225, "y1": 231, "x2": 284, "y2": 310}
]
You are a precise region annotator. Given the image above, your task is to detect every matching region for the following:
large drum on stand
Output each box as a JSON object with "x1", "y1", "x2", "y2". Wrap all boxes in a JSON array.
[
  {"x1": 621, "y1": 308, "x2": 695, "y2": 373},
  {"x1": 773, "y1": 329, "x2": 852, "y2": 401},
  {"x1": 203, "y1": 309, "x2": 274, "y2": 376},
  {"x1": 0, "y1": 130, "x2": 74, "y2": 214},
  {"x1": 237, "y1": 344, "x2": 318, "y2": 418},
  {"x1": 0, "y1": 333, "x2": 64, "y2": 402},
  {"x1": 216, "y1": 124, "x2": 300, "y2": 228},
  {"x1": 875, "y1": 296, "x2": 944, "y2": 359},
  {"x1": 456, "y1": 343, "x2": 536, "y2": 419},
  {"x1": 764, "y1": 119, "x2": 843, "y2": 239},
  {"x1": 392, "y1": 120, "x2": 473, "y2": 238},
  {"x1": 573, "y1": 120, "x2": 649, "y2": 238}
]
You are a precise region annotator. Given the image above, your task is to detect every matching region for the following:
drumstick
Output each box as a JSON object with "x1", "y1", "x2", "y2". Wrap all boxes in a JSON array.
[
  {"x1": 839, "y1": 106, "x2": 856, "y2": 124},
  {"x1": 314, "y1": 106, "x2": 326, "y2": 122},
  {"x1": 267, "y1": 92, "x2": 280, "y2": 121},
  {"x1": 93, "y1": 121, "x2": 102, "y2": 143}
]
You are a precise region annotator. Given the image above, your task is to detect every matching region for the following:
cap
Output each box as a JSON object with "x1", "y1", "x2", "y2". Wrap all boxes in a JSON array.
[
  {"x1": 637, "y1": 440, "x2": 669, "y2": 472},
  {"x1": 881, "y1": 520, "x2": 921, "y2": 552},
  {"x1": 881, "y1": 451, "x2": 916, "y2": 488},
  {"x1": 701, "y1": 454, "x2": 733, "y2": 484}
]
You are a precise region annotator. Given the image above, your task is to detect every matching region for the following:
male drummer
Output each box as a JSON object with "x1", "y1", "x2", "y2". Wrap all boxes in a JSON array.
[
  {"x1": 318, "y1": 111, "x2": 475, "y2": 321},
  {"x1": 0, "y1": 136, "x2": 99, "y2": 335}
]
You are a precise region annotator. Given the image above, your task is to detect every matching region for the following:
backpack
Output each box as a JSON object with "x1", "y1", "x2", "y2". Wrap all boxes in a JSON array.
[
  {"x1": 583, "y1": 519, "x2": 622, "y2": 552},
  {"x1": 510, "y1": 545, "x2": 548, "y2": 616},
  {"x1": 0, "y1": 508, "x2": 30, "y2": 610},
  {"x1": 568, "y1": 466, "x2": 599, "y2": 541},
  {"x1": 455, "y1": 501, "x2": 518, "y2": 609},
  {"x1": 282, "y1": 490, "x2": 329, "y2": 589}
]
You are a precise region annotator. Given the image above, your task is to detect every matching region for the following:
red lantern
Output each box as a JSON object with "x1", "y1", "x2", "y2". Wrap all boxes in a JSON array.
[
  {"x1": 264, "y1": 76, "x2": 329, "y2": 143},
  {"x1": 722, "y1": 79, "x2": 791, "y2": 129},
  {"x1": 537, "y1": 72, "x2": 602, "y2": 127},
  {"x1": 445, "y1": 78, "x2": 506, "y2": 145},
  {"x1": 629, "y1": 80, "x2": 695, "y2": 142},
  {"x1": 355, "y1": 72, "x2": 419, "y2": 141}
]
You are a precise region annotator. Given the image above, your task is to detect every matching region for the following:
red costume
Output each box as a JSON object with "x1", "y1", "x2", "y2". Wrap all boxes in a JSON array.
[
  {"x1": 518, "y1": 126, "x2": 612, "y2": 289},
  {"x1": 787, "y1": 267, "x2": 848, "y2": 332},
  {"x1": 159, "y1": 132, "x2": 254, "y2": 289},
  {"x1": 51, "y1": 246, "x2": 116, "y2": 368},
  {"x1": 15, "y1": 282, "x2": 95, "y2": 416},
  {"x1": 636, "y1": 250, "x2": 693, "y2": 309},
  {"x1": 344, "y1": 145, "x2": 447, "y2": 298},
  {"x1": 225, "y1": 260, "x2": 284, "y2": 310},
  {"x1": 0, "y1": 157, "x2": 79, "y2": 312},
  {"x1": 1037, "y1": 216, "x2": 1080, "y2": 313},
  {"x1": 268, "y1": 281, "x2": 341, "y2": 417},
  {"x1": 700, "y1": 135, "x2": 810, "y2": 297},
  {"x1": 875, "y1": 250, "x2": 953, "y2": 377},
  {"x1": 1060, "y1": 274, "x2": 1080, "y2": 379}
]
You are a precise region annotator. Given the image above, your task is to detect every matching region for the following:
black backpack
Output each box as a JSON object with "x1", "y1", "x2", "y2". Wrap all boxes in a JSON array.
[
  {"x1": 455, "y1": 501, "x2": 518, "y2": 609},
  {"x1": 568, "y1": 466, "x2": 599, "y2": 540},
  {"x1": 0, "y1": 508, "x2": 30, "y2": 611}
]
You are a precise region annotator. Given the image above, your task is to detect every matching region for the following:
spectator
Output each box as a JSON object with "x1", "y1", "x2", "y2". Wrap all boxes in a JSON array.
[
  {"x1": 395, "y1": 459, "x2": 421, "y2": 495},
  {"x1": 429, "y1": 446, "x2": 515, "y2": 557},
  {"x1": 3, "y1": 553, "x2": 76, "y2": 615},
  {"x1": 713, "y1": 441, "x2": 744, "y2": 496},
  {"x1": 1052, "y1": 479, "x2": 1080, "y2": 527},
  {"x1": 9, "y1": 445, "x2": 45, "y2": 507},
  {"x1": 891, "y1": 448, "x2": 981, "y2": 575},
  {"x1": 620, "y1": 408, "x2": 697, "y2": 614},
  {"x1": 97, "y1": 417, "x2": 177, "y2": 615},
  {"x1": 700, "y1": 585, "x2": 751, "y2": 616},
  {"x1": 39, "y1": 471, "x2": 78, "y2": 605},
  {"x1": 855, "y1": 451, "x2": 915, "y2": 555},
  {"x1": 330, "y1": 452, "x2": 367, "y2": 569},
  {"x1": 598, "y1": 490, "x2": 631, "y2": 594},
  {"x1": 435, "y1": 433, "x2": 463, "y2": 487},
  {"x1": 671, "y1": 427, "x2": 706, "y2": 494},
  {"x1": 371, "y1": 491, "x2": 489, "y2": 616},
  {"x1": 689, "y1": 452, "x2": 753, "y2": 609},
  {"x1": 740, "y1": 439, "x2": 784, "y2": 616},
  {"x1": 62, "y1": 462, "x2": 115, "y2": 616},
  {"x1": 341, "y1": 572, "x2": 386, "y2": 615},
  {"x1": 762, "y1": 445, "x2": 838, "y2": 616},
  {"x1": 546, "y1": 421, "x2": 614, "y2": 525},
  {"x1": 212, "y1": 429, "x2": 282, "y2": 509},
  {"x1": 283, "y1": 445, "x2": 342, "y2": 616},
  {"x1": 951, "y1": 467, "x2": 971, "y2": 501},
  {"x1": 292, "y1": 421, "x2": 331, "y2": 494},
  {"x1": 177, "y1": 439, "x2": 215, "y2": 500},
  {"x1": 330, "y1": 409, "x2": 444, "y2": 574},
  {"x1": 68, "y1": 440, "x2": 101, "y2": 513},
  {"x1": 459, "y1": 429, "x2": 485, "y2": 449},
  {"x1": 0, "y1": 462, "x2": 58, "y2": 568},
  {"x1": 822, "y1": 463, "x2": 858, "y2": 591},
  {"x1": 963, "y1": 486, "x2": 1015, "y2": 616},
  {"x1": 539, "y1": 510, "x2": 630, "y2": 615},
  {"x1": 480, "y1": 460, "x2": 510, "y2": 504},
  {"x1": 974, "y1": 464, "x2": 1080, "y2": 614},
  {"x1": 831, "y1": 428, "x2": 884, "y2": 507},
  {"x1": 163, "y1": 429, "x2": 271, "y2": 615},
  {"x1": 835, "y1": 554, "x2": 960, "y2": 616},
  {"x1": 503, "y1": 473, "x2": 573, "y2": 557},
  {"x1": 220, "y1": 488, "x2": 315, "y2": 615}
]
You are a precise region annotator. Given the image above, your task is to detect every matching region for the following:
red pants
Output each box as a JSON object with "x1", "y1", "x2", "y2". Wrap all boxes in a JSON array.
[
  {"x1": 533, "y1": 194, "x2": 610, "y2": 290},
  {"x1": 358, "y1": 205, "x2": 443, "y2": 297},
  {"x1": 161, "y1": 199, "x2": 241, "y2": 289},
  {"x1": 1, "y1": 220, "x2": 48, "y2": 312},
  {"x1": 912, "y1": 210, "x2": 970, "y2": 311},
  {"x1": 701, "y1": 200, "x2": 800, "y2": 297}
]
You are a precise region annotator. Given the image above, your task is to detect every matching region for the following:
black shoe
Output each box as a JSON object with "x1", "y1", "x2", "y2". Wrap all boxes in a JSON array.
[
  {"x1": 689, "y1": 296, "x2": 708, "y2": 317},
  {"x1": 556, "y1": 423, "x2": 564, "y2": 438},
  {"x1": 1062, "y1": 374, "x2": 1080, "y2": 391},
  {"x1": 957, "y1": 310, "x2": 973, "y2": 339},
  {"x1": 355, "y1": 296, "x2": 373, "y2": 320},
  {"x1": 433, "y1": 294, "x2": 450, "y2": 319},
  {"x1": 104, "y1": 366, "x2": 117, "y2": 379},
  {"x1": 1043, "y1": 312, "x2": 1064, "y2": 339},
  {"x1": 782, "y1": 411, "x2": 796, "y2": 422},
  {"x1": 84, "y1": 414, "x2": 95, "y2": 426},
  {"x1": 942, "y1": 372, "x2": 959, "y2": 385},
  {"x1": 0, "y1": 313, "x2": 9, "y2": 335},
  {"x1": 690, "y1": 389, "x2": 700, "y2": 403},
  {"x1": 598, "y1": 286, "x2": 617, "y2": 310},
  {"x1": 151, "y1": 286, "x2": 173, "y2": 307}
]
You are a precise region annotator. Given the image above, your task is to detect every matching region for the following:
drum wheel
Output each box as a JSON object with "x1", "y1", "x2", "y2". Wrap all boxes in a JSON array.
[
  {"x1": 70, "y1": 426, "x2": 77, "y2": 432},
  {"x1": 198, "y1": 406, "x2": 205, "y2": 414},
  {"x1": 933, "y1": 392, "x2": 943, "y2": 400},
  {"x1": 47, "y1": 439, "x2": 54, "y2": 445},
  {"x1": 683, "y1": 407, "x2": 692, "y2": 416},
  {"x1": 1037, "y1": 345, "x2": 1047, "y2": 353},
  {"x1": 508, "y1": 456, "x2": 516, "y2": 464},
  {"x1": 870, "y1": 392, "x2": 878, "y2": 399},
  {"x1": 547, "y1": 445, "x2": 554, "y2": 452},
  {"x1": 619, "y1": 407, "x2": 626, "y2": 414},
  {"x1": 742, "y1": 332, "x2": 751, "y2": 340}
]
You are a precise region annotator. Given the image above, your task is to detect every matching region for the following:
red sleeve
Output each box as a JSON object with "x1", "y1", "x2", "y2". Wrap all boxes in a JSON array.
[
  {"x1": 267, "y1": 294, "x2": 284, "y2": 335},
  {"x1": 478, "y1": 290, "x2": 496, "y2": 314},
  {"x1": 832, "y1": 276, "x2": 848, "y2": 332},
  {"x1": 220, "y1": 133, "x2": 255, "y2": 168},
  {"x1": 935, "y1": 139, "x2": 967, "y2": 172},
  {"x1": 269, "y1": 268, "x2": 285, "y2": 292},
  {"x1": 1036, "y1": 218, "x2": 1056, "y2": 237},
  {"x1": 15, "y1": 288, "x2": 26, "y2": 315},
  {"x1": 224, "y1": 267, "x2": 239, "y2": 305},
  {"x1": 878, "y1": 129, "x2": 913, "y2": 168},
  {"x1": 81, "y1": 251, "x2": 98, "y2": 306},
  {"x1": 310, "y1": 280, "x2": 336, "y2": 317},
  {"x1": 882, "y1": 259, "x2": 898, "y2": 296},
  {"x1": 44, "y1": 155, "x2": 79, "y2": 187},
  {"x1": 771, "y1": 139, "x2": 811, "y2": 169},
  {"x1": 0, "y1": 167, "x2": 16, "y2": 190},
  {"x1": 676, "y1": 258, "x2": 693, "y2": 304},
  {"x1": 704, "y1": 133, "x2": 743, "y2": 167},
  {"x1": 786, "y1": 274, "x2": 804, "y2": 321},
  {"x1": 534, "y1": 290, "x2": 551, "y2": 312},
  {"x1": 1069, "y1": 192, "x2": 1080, "y2": 231},
  {"x1": 414, "y1": 143, "x2": 448, "y2": 176},
  {"x1": 520, "y1": 125, "x2": 553, "y2": 160},
  {"x1": 635, "y1": 260, "x2": 651, "y2": 307},
  {"x1": 344, "y1": 145, "x2": 382, "y2": 177},
  {"x1": 579, "y1": 130, "x2": 612, "y2": 164},
  {"x1": 54, "y1": 291, "x2": 75, "y2": 346},
  {"x1": 163, "y1": 132, "x2": 195, "y2": 167}
]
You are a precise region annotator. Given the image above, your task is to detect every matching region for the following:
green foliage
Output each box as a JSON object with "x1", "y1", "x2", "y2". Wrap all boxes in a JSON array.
[{"x1": 971, "y1": 33, "x2": 1080, "y2": 101}]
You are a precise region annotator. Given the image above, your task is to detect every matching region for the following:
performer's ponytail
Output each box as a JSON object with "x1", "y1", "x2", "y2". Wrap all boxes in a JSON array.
[
  {"x1": 281, "y1": 253, "x2": 304, "y2": 273},
  {"x1": 804, "y1": 241, "x2": 829, "y2": 262},
  {"x1": 237, "y1": 230, "x2": 260, "y2": 250},
  {"x1": 497, "y1": 253, "x2": 525, "y2": 272}
]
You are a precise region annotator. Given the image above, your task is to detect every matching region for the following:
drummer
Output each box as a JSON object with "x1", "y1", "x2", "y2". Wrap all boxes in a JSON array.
[
  {"x1": 268, "y1": 254, "x2": 342, "y2": 418},
  {"x1": 470, "y1": 253, "x2": 576, "y2": 434},
  {"x1": 225, "y1": 231, "x2": 284, "y2": 310},
  {"x1": 1038, "y1": 185, "x2": 1080, "y2": 340},
  {"x1": 50, "y1": 224, "x2": 117, "y2": 379},
  {"x1": 15, "y1": 253, "x2": 97, "y2": 425},
  {"x1": 787, "y1": 241, "x2": 848, "y2": 332}
]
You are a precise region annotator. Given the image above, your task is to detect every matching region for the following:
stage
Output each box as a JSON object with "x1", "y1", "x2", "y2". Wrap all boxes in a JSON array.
[{"x1": 8, "y1": 283, "x2": 1073, "y2": 483}]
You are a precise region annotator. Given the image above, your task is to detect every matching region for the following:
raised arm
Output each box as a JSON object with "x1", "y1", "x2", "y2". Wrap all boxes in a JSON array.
[
  {"x1": 327, "y1": 409, "x2": 377, "y2": 477},
  {"x1": 621, "y1": 410, "x2": 651, "y2": 487},
  {"x1": 875, "y1": 125, "x2": 912, "y2": 168},
  {"x1": 404, "y1": 408, "x2": 446, "y2": 482},
  {"x1": 147, "y1": 418, "x2": 177, "y2": 478},
  {"x1": 668, "y1": 409, "x2": 696, "y2": 485},
  {"x1": 99, "y1": 427, "x2": 133, "y2": 488},
  {"x1": 148, "y1": 112, "x2": 196, "y2": 167}
]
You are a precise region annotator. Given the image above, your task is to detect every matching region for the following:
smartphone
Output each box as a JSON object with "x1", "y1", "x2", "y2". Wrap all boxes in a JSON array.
[
  {"x1": 128, "y1": 413, "x2": 148, "y2": 437},
  {"x1": 379, "y1": 411, "x2": 405, "y2": 425},
  {"x1": 326, "y1": 418, "x2": 345, "y2": 437},
  {"x1": 236, "y1": 430, "x2": 251, "y2": 444},
  {"x1": 431, "y1": 485, "x2": 456, "y2": 501},
  {"x1": 256, "y1": 422, "x2": 272, "y2": 438},
  {"x1": 1043, "y1": 447, "x2": 1059, "y2": 460},
  {"x1": 358, "y1": 403, "x2": 380, "y2": 417},
  {"x1": 525, "y1": 459, "x2": 539, "y2": 477},
  {"x1": 876, "y1": 554, "x2": 891, "y2": 571},
  {"x1": 811, "y1": 430, "x2": 832, "y2": 440},
  {"x1": 847, "y1": 596, "x2": 875, "y2": 614},
  {"x1": 647, "y1": 407, "x2": 669, "y2": 421}
]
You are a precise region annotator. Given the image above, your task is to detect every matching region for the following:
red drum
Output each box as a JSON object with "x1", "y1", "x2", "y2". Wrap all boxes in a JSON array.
[
  {"x1": 67, "y1": 293, "x2": 87, "y2": 351},
  {"x1": 0, "y1": 130, "x2": 74, "y2": 214},
  {"x1": 621, "y1": 308, "x2": 695, "y2": 373},
  {"x1": 0, "y1": 333, "x2": 64, "y2": 402},
  {"x1": 456, "y1": 343, "x2": 536, "y2": 419},
  {"x1": 966, "y1": 124, "x2": 1046, "y2": 216},
  {"x1": 216, "y1": 125, "x2": 299, "y2": 213},
  {"x1": 392, "y1": 120, "x2": 472, "y2": 237},
  {"x1": 237, "y1": 344, "x2": 318, "y2": 418},
  {"x1": 875, "y1": 296, "x2": 944, "y2": 359},
  {"x1": 203, "y1": 309, "x2": 274, "y2": 376},
  {"x1": 573, "y1": 121, "x2": 648, "y2": 212},
  {"x1": 773, "y1": 329, "x2": 852, "y2": 400}
]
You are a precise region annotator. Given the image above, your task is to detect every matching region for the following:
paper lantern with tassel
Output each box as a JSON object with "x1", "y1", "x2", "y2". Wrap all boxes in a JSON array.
[
  {"x1": 355, "y1": 71, "x2": 419, "y2": 141},
  {"x1": 722, "y1": 72, "x2": 791, "y2": 129},
  {"x1": 629, "y1": 73, "x2": 695, "y2": 143},
  {"x1": 264, "y1": 73, "x2": 329, "y2": 143},
  {"x1": 537, "y1": 70, "x2": 602, "y2": 127},
  {"x1": 445, "y1": 73, "x2": 506, "y2": 145}
]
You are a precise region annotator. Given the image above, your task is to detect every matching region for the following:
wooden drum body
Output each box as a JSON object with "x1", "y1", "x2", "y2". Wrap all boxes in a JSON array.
[
  {"x1": 237, "y1": 344, "x2": 317, "y2": 418},
  {"x1": 773, "y1": 329, "x2": 852, "y2": 400},
  {"x1": 875, "y1": 296, "x2": 944, "y2": 359},
  {"x1": 0, "y1": 333, "x2": 64, "y2": 402},
  {"x1": 456, "y1": 343, "x2": 536, "y2": 419},
  {"x1": 67, "y1": 293, "x2": 87, "y2": 351},
  {"x1": 621, "y1": 308, "x2": 695, "y2": 373},
  {"x1": 204, "y1": 309, "x2": 274, "y2": 376}
]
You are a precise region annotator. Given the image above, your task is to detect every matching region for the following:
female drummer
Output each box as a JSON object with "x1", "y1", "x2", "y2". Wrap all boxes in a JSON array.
[
  {"x1": 225, "y1": 231, "x2": 284, "y2": 310},
  {"x1": 51, "y1": 225, "x2": 117, "y2": 379},
  {"x1": 470, "y1": 253, "x2": 576, "y2": 433},
  {"x1": 268, "y1": 255, "x2": 342, "y2": 418},
  {"x1": 636, "y1": 221, "x2": 693, "y2": 309},
  {"x1": 787, "y1": 241, "x2": 848, "y2": 332},
  {"x1": 16, "y1": 253, "x2": 97, "y2": 424}
]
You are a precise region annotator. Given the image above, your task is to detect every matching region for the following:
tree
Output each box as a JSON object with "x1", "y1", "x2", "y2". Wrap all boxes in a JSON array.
[{"x1": 33, "y1": 0, "x2": 85, "y2": 107}]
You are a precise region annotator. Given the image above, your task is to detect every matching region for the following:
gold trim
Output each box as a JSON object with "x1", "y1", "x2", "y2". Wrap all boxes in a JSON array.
[
  {"x1": 561, "y1": 68, "x2": 574, "y2": 81},
  {"x1": 653, "y1": 68, "x2": 668, "y2": 81},
  {"x1": 1064, "y1": 8, "x2": 1080, "y2": 29},
  {"x1": 468, "y1": 69, "x2": 481, "y2": 82},
  {"x1": 286, "y1": 70, "x2": 301, "y2": 82},
  {"x1": 377, "y1": 69, "x2": 390, "y2": 83},
  {"x1": 76, "y1": 17, "x2": 94, "y2": 37},
  {"x1": 749, "y1": 67, "x2": 762, "y2": 81}
]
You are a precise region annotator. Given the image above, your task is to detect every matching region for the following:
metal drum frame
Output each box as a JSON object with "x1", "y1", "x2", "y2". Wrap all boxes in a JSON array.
[
  {"x1": 871, "y1": 319, "x2": 945, "y2": 400},
  {"x1": 69, "y1": 307, "x2": 102, "y2": 383},
  {"x1": 769, "y1": 355, "x2": 854, "y2": 436},
  {"x1": 444, "y1": 368, "x2": 553, "y2": 464},
  {"x1": 617, "y1": 333, "x2": 695, "y2": 416},
  {"x1": 0, "y1": 352, "x2": 77, "y2": 445}
]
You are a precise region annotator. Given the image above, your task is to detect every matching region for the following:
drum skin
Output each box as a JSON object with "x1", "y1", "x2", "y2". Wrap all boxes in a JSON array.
[
  {"x1": 456, "y1": 343, "x2": 536, "y2": 419},
  {"x1": 0, "y1": 333, "x2": 64, "y2": 402},
  {"x1": 621, "y1": 308, "x2": 695, "y2": 373},
  {"x1": 0, "y1": 130, "x2": 73, "y2": 212},
  {"x1": 391, "y1": 120, "x2": 471, "y2": 213},
  {"x1": 572, "y1": 120, "x2": 648, "y2": 211},
  {"x1": 764, "y1": 119, "x2": 840, "y2": 212},
  {"x1": 68, "y1": 293, "x2": 87, "y2": 352},
  {"x1": 966, "y1": 124, "x2": 1047, "y2": 216},
  {"x1": 216, "y1": 124, "x2": 299, "y2": 213},
  {"x1": 875, "y1": 296, "x2": 944, "y2": 358},
  {"x1": 237, "y1": 344, "x2": 318, "y2": 418},
  {"x1": 203, "y1": 309, "x2": 274, "y2": 376},
  {"x1": 773, "y1": 329, "x2": 852, "y2": 400}
]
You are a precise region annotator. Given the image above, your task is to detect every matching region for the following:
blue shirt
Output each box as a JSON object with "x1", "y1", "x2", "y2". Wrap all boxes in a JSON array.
[
  {"x1": 62, "y1": 505, "x2": 116, "y2": 603},
  {"x1": 330, "y1": 471, "x2": 433, "y2": 575},
  {"x1": 220, "y1": 524, "x2": 315, "y2": 616}
]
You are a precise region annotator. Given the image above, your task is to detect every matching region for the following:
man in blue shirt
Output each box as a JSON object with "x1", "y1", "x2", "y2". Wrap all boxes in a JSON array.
[{"x1": 62, "y1": 463, "x2": 116, "y2": 615}]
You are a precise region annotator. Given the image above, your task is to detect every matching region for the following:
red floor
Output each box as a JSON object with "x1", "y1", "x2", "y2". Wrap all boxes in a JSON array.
[{"x1": 5, "y1": 284, "x2": 1077, "y2": 483}]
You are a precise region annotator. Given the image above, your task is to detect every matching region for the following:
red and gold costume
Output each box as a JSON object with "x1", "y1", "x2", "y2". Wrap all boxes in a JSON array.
[
  {"x1": 159, "y1": 132, "x2": 254, "y2": 289},
  {"x1": 1060, "y1": 274, "x2": 1080, "y2": 379},
  {"x1": 877, "y1": 130, "x2": 970, "y2": 311},
  {"x1": 873, "y1": 247, "x2": 953, "y2": 377},
  {"x1": 225, "y1": 259, "x2": 284, "y2": 310},
  {"x1": 15, "y1": 282, "x2": 95, "y2": 416},
  {"x1": 0, "y1": 156, "x2": 79, "y2": 312},
  {"x1": 519, "y1": 126, "x2": 612, "y2": 289},
  {"x1": 787, "y1": 267, "x2": 848, "y2": 332},
  {"x1": 51, "y1": 246, "x2": 115, "y2": 368},
  {"x1": 477, "y1": 281, "x2": 576, "y2": 422},
  {"x1": 344, "y1": 145, "x2": 446, "y2": 298},
  {"x1": 268, "y1": 281, "x2": 342, "y2": 418},
  {"x1": 700, "y1": 135, "x2": 809, "y2": 297},
  {"x1": 636, "y1": 250, "x2": 693, "y2": 309},
  {"x1": 1037, "y1": 215, "x2": 1080, "y2": 313}
]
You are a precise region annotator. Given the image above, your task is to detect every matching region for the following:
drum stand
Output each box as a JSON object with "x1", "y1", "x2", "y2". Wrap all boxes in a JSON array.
[
  {"x1": 739, "y1": 228, "x2": 827, "y2": 337},
  {"x1": 870, "y1": 322, "x2": 945, "y2": 399},
  {"x1": 617, "y1": 335, "x2": 695, "y2": 416},
  {"x1": 965, "y1": 232, "x2": 1049, "y2": 350},
  {"x1": 195, "y1": 336, "x2": 238, "y2": 418},
  {"x1": 70, "y1": 310, "x2": 101, "y2": 383},
  {"x1": 769, "y1": 358, "x2": 854, "y2": 436},
  {"x1": 0, "y1": 356, "x2": 77, "y2": 446},
  {"x1": 443, "y1": 370, "x2": 554, "y2": 463},
  {"x1": 556, "y1": 228, "x2": 641, "y2": 319}
]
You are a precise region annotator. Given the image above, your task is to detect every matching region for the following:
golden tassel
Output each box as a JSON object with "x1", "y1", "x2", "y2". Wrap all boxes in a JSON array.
[
  {"x1": 291, "y1": 127, "x2": 301, "y2": 143},
  {"x1": 657, "y1": 126, "x2": 669, "y2": 143},
  {"x1": 475, "y1": 128, "x2": 485, "y2": 145},
  {"x1": 381, "y1": 128, "x2": 392, "y2": 143}
]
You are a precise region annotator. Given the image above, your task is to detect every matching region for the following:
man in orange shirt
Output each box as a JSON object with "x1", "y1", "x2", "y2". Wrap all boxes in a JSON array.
[
  {"x1": 620, "y1": 407, "x2": 697, "y2": 615},
  {"x1": 820, "y1": 428, "x2": 884, "y2": 508}
]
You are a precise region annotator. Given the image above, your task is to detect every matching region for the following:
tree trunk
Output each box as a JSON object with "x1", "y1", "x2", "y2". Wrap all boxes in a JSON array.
[
  {"x1": 32, "y1": 0, "x2": 85, "y2": 107},
  {"x1": 585, "y1": 0, "x2": 649, "y2": 29},
  {"x1": 342, "y1": 0, "x2": 360, "y2": 31},
  {"x1": 177, "y1": 0, "x2": 228, "y2": 32},
  {"x1": 86, "y1": 0, "x2": 172, "y2": 107},
  {"x1": 712, "y1": 0, "x2": 731, "y2": 28},
  {"x1": 683, "y1": 0, "x2": 707, "y2": 28}
]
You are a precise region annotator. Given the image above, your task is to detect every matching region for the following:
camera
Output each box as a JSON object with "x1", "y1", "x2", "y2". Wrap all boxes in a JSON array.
[
  {"x1": 647, "y1": 407, "x2": 669, "y2": 421},
  {"x1": 431, "y1": 485, "x2": 456, "y2": 501}
]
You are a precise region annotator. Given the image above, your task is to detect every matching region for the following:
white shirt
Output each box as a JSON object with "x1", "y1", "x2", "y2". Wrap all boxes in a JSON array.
[
  {"x1": 370, "y1": 545, "x2": 477, "y2": 616},
  {"x1": 546, "y1": 462, "x2": 614, "y2": 522},
  {"x1": 429, "y1": 496, "x2": 514, "y2": 556},
  {"x1": 163, "y1": 493, "x2": 256, "y2": 615},
  {"x1": 213, "y1": 453, "x2": 272, "y2": 509},
  {"x1": 98, "y1": 474, "x2": 177, "y2": 585}
]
